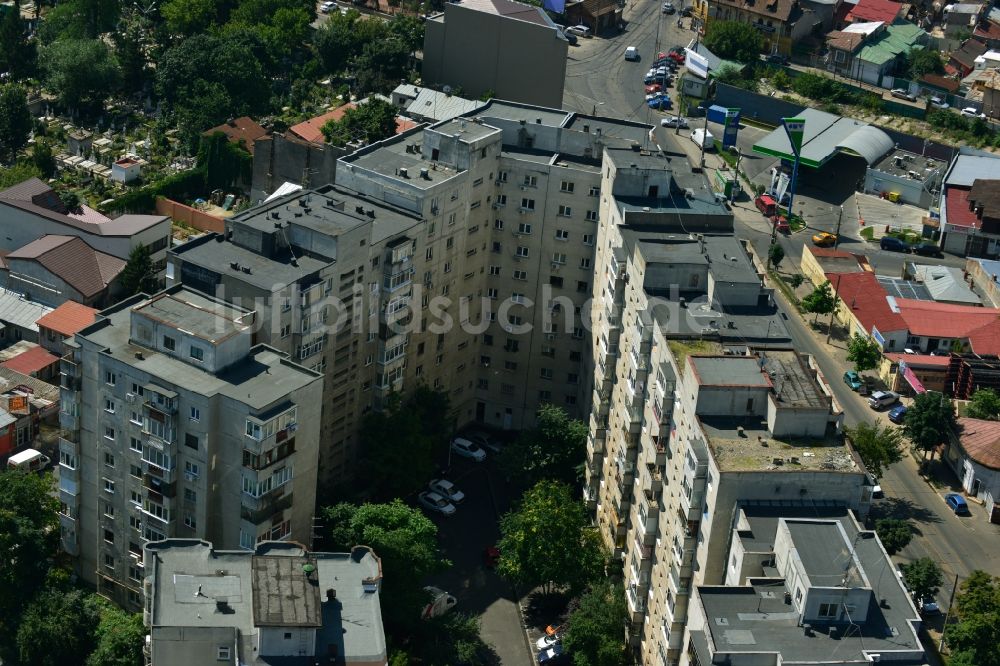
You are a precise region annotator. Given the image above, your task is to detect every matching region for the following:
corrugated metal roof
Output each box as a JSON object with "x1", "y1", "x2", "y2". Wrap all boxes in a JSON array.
[
  {"x1": 0, "y1": 289, "x2": 53, "y2": 332},
  {"x1": 406, "y1": 88, "x2": 484, "y2": 122},
  {"x1": 836, "y1": 125, "x2": 895, "y2": 165},
  {"x1": 913, "y1": 265, "x2": 982, "y2": 304},
  {"x1": 945, "y1": 154, "x2": 1000, "y2": 186},
  {"x1": 753, "y1": 107, "x2": 892, "y2": 167}
]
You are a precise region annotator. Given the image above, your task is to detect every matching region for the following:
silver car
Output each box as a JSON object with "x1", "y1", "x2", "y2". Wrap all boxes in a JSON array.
[{"x1": 418, "y1": 491, "x2": 456, "y2": 516}]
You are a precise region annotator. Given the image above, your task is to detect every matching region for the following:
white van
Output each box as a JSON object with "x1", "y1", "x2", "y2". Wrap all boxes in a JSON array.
[
  {"x1": 690, "y1": 128, "x2": 715, "y2": 150},
  {"x1": 7, "y1": 448, "x2": 50, "y2": 471},
  {"x1": 624, "y1": 46, "x2": 639, "y2": 61}
]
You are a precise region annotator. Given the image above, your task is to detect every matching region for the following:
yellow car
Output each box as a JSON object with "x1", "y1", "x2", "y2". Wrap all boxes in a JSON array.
[{"x1": 812, "y1": 232, "x2": 837, "y2": 247}]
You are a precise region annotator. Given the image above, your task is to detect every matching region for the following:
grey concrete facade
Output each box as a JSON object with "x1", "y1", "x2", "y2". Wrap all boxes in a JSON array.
[
  {"x1": 250, "y1": 132, "x2": 344, "y2": 204},
  {"x1": 58, "y1": 286, "x2": 322, "y2": 610},
  {"x1": 422, "y1": 0, "x2": 569, "y2": 109}
]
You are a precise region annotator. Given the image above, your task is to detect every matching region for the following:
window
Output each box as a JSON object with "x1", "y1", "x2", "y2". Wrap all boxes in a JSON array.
[
  {"x1": 130, "y1": 410, "x2": 142, "y2": 425},
  {"x1": 505, "y1": 339, "x2": 520, "y2": 352},
  {"x1": 580, "y1": 258, "x2": 592, "y2": 269},
  {"x1": 105, "y1": 371, "x2": 116, "y2": 386},
  {"x1": 573, "y1": 326, "x2": 585, "y2": 339},
  {"x1": 517, "y1": 222, "x2": 532, "y2": 234},
  {"x1": 103, "y1": 502, "x2": 115, "y2": 518},
  {"x1": 130, "y1": 464, "x2": 142, "y2": 479},
  {"x1": 446, "y1": 237, "x2": 454, "y2": 249},
  {"x1": 104, "y1": 554, "x2": 115, "y2": 569},
  {"x1": 489, "y1": 265, "x2": 501, "y2": 276},
  {"x1": 542, "y1": 346, "x2": 555, "y2": 357},
  {"x1": 162, "y1": 336, "x2": 175, "y2": 351},
  {"x1": 494, "y1": 219, "x2": 504, "y2": 230},
  {"x1": 540, "y1": 368, "x2": 553, "y2": 379},
  {"x1": 104, "y1": 528, "x2": 115, "y2": 544},
  {"x1": 818, "y1": 603, "x2": 838, "y2": 618},
  {"x1": 129, "y1": 565, "x2": 143, "y2": 582},
  {"x1": 487, "y1": 288, "x2": 498, "y2": 299},
  {"x1": 512, "y1": 292, "x2": 526, "y2": 304},
  {"x1": 477, "y1": 378, "x2": 489, "y2": 389},
  {"x1": 185, "y1": 433, "x2": 199, "y2": 450},
  {"x1": 583, "y1": 234, "x2": 595, "y2": 245},
  {"x1": 104, "y1": 452, "x2": 115, "y2": 468},
  {"x1": 130, "y1": 490, "x2": 142, "y2": 506},
  {"x1": 560, "y1": 181, "x2": 575, "y2": 193},
  {"x1": 492, "y1": 241, "x2": 502, "y2": 253},
  {"x1": 280, "y1": 323, "x2": 291, "y2": 338},
  {"x1": 59, "y1": 450, "x2": 77, "y2": 469},
  {"x1": 577, "y1": 281, "x2": 589, "y2": 293},
  {"x1": 523, "y1": 174, "x2": 537, "y2": 187},
  {"x1": 104, "y1": 427, "x2": 115, "y2": 441},
  {"x1": 558, "y1": 205, "x2": 572, "y2": 217},
  {"x1": 501, "y1": 383, "x2": 515, "y2": 395},
  {"x1": 498, "y1": 171, "x2": 508, "y2": 182},
  {"x1": 190, "y1": 345, "x2": 204, "y2": 361},
  {"x1": 586, "y1": 210, "x2": 598, "y2": 222},
  {"x1": 520, "y1": 198, "x2": 535, "y2": 211},
  {"x1": 185, "y1": 461, "x2": 200, "y2": 479},
  {"x1": 184, "y1": 514, "x2": 197, "y2": 529},
  {"x1": 504, "y1": 360, "x2": 518, "y2": 371},
  {"x1": 552, "y1": 253, "x2": 566, "y2": 265},
  {"x1": 568, "y1": 373, "x2": 580, "y2": 384},
  {"x1": 184, "y1": 488, "x2": 197, "y2": 502},
  {"x1": 589, "y1": 186, "x2": 600, "y2": 196},
  {"x1": 130, "y1": 437, "x2": 142, "y2": 453},
  {"x1": 480, "y1": 355, "x2": 492, "y2": 367},
  {"x1": 217, "y1": 647, "x2": 231, "y2": 661},
  {"x1": 516, "y1": 246, "x2": 530, "y2": 258},
  {"x1": 565, "y1": 395, "x2": 577, "y2": 406},
  {"x1": 190, "y1": 406, "x2": 200, "y2": 422},
  {"x1": 555, "y1": 229, "x2": 569, "y2": 240},
  {"x1": 496, "y1": 194, "x2": 507, "y2": 206},
  {"x1": 511, "y1": 270, "x2": 526, "y2": 282},
  {"x1": 550, "y1": 276, "x2": 564, "y2": 288},
  {"x1": 104, "y1": 398, "x2": 115, "y2": 414},
  {"x1": 444, "y1": 261, "x2": 452, "y2": 273}
]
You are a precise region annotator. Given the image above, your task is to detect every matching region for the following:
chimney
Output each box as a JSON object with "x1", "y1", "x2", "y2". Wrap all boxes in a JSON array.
[
  {"x1": 326, "y1": 588, "x2": 337, "y2": 601},
  {"x1": 399, "y1": 167, "x2": 408, "y2": 179},
  {"x1": 420, "y1": 167, "x2": 430, "y2": 179}
]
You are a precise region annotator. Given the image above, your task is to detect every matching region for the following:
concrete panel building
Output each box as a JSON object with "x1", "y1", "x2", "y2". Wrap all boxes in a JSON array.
[
  {"x1": 422, "y1": 0, "x2": 569, "y2": 108},
  {"x1": 59, "y1": 286, "x2": 322, "y2": 609},
  {"x1": 143, "y1": 539, "x2": 386, "y2": 666}
]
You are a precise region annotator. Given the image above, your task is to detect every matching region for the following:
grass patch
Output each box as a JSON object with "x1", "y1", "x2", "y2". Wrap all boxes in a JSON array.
[
  {"x1": 667, "y1": 339, "x2": 724, "y2": 373},
  {"x1": 769, "y1": 269, "x2": 802, "y2": 311},
  {"x1": 788, "y1": 216, "x2": 806, "y2": 232},
  {"x1": 885, "y1": 229, "x2": 923, "y2": 244},
  {"x1": 860, "y1": 226, "x2": 874, "y2": 241}
]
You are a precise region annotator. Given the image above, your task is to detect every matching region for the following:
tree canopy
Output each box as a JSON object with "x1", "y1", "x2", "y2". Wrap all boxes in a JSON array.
[
  {"x1": 16, "y1": 588, "x2": 102, "y2": 666},
  {"x1": 768, "y1": 242, "x2": 784, "y2": 267},
  {"x1": 39, "y1": 38, "x2": 121, "y2": 111},
  {"x1": 562, "y1": 583, "x2": 629, "y2": 666},
  {"x1": 946, "y1": 570, "x2": 1000, "y2": 666},
  {"x1": 966, "y1": 388, "x2": 1000, "y2": 420},
  {"x1": 500, "y1": 404, "x2": 588, "y2": 486},
  {"x1": 322, "y1": 98, "x2": 400, "y2": 147},
  {"x1": 904, "y1": 48, "x2": 944, "y2": 79},
  {"x1": 801, "y1": 280, "x2": 836, "y2": 321},
  {"x1": 874, "y1": 518, "x2": 912, "y2": 555},
  {"x1": 846, "y1": 421, "x2": 903, "y2": 482},
  {"x1": 903, "y1": 391, "x2": 956, "y2": 461},
  {"x1": 703, "y1": 21, "x2": 763, "y2": 63},
  {"x1": 847, "y1": 333, "x2": 882, "y2": 372},
  {"x1": 119, "y1": 244, "x2": 159, "y2": 297},
  {"x1": 0, "y1": 6, "x2": 34, "y2": 80},
  {"x1": 901, "y1": 557, "x2": 943, "y2": 605},
  {"x1": 0, "y1": 84, "x2": 31, "y2": 165},
  {"x1": 497, "y1": 480, "x2": 605, "y2": 595}
]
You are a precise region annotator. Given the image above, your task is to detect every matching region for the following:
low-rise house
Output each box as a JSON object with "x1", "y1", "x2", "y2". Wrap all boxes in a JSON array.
[
  {"x1": 941, "y1": 150, "x2": 1000, "y2": 256},
  {"x1": 800, "y1": 246, "x2": 871, "y2": 287},
  {"x1": 1, "y1": 235, "x2": 126, "y2": 308},
  {"x1": 35, "y1": 301, "x2": 99, "y2": 356},
  {"x1": 945, "y1": 417, "x2": 1000, "y2": 522},
  {"x1": 0, "y1": 288, "x2": 53, "y2": 345},
  {"x1": 879, "y1": 351, "x2": 951, "y2": 393},
  {"x1": 0, "y1": 344, "x2": 60, "y2": 382},
  {"x1": 841, "y1": 0, "x2": 906, "y2": 26},
  {"x1": 826, "y1": 21, "x2": 928, "y2": 86},
  {"x1": 973, "y1": 16, "x2": 1000, "y2": 48},
  {"x1": 144, "y1": 539, "x2": 387, "y2": 666},
  {"x1": 111, "y1": 158, "x2": 142, "y2": 184},
  {"x1": 0, "y1": 365, "x2": 60, "y2": 460},
  {"x1": 708, "y1": 0, "x2": 808, "y2": 56},
  {"x1": 945, "y1": 2, "x2": 985, "y2": 44},
  {"x1": 948, "y1": 37, "x2": 988, "y2": 77}
]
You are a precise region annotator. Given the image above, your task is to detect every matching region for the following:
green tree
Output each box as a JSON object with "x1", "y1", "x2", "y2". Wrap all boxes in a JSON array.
[
  {"x1": 770, "y1": 68, "x2": 791, "y2": 90},
  {"x1": 946, "y1": 570, "x2": 1000, "y2": 666},
  {"x1": 904, "y1": 48, "x2": 944, "y2": 79},
  {"x1": 39, "y1": 39, "x2": 121, "y2": 111},
  {"x1": 713, "y1": 64, "x2": 757, "y2": 92},
  {"x1": 847, "y1": 332, "x2": 882, "y2": 372},
  {"x1": 0, "y1": 160, "x2": 42, "y2": 188},
  {"x1": 119, "y1": 244, "x2": 159, "y2": 296},
  {"x1": 32, "y1": 139, "x2": 56, "y2": 178},
  {"x1": 355, "y1": 37, "x2": 413, "y2": 94},
  {"x1": 325, "y1": 98, "x2": 400, "y2": 145},
  {"x1": 16, "y1": 588, "x2": 101, "y2": 666},
  {"x1": 562, "y1": 582, "x2": 629, "y2": 666},
  {"x1": 801, "y1": 280, "x2": 836, "y2": 322},
  {"x1": 358, "y1": 386, "x2": 451, "y2": 499},
  {"x1": 966, "y1": 388, "x2": 1000, "y2": 420},
  {"x1": 497, "y1": 480, "x2": 605, "y2": 594},
  {"x1": 500, "y1": 404, "x2": 587, "y2": 486},
  {"x1": 874, "y1": 518, "x2": 913, "y2": 555},
  {"x1": 703, "y1": 20, "x2": 763, "y2": 63},
  {"x1": 903, "y1": 391, "x2": 956, "y2": 462},
  {"x1": 768, "y1": 242, "x2": 784, "y2": 267},
  {"x1": 0, "y1": 5, "x2": 35, "y2": 79},
  {"x1": 324, "y1": 499, "x2": 449, "y2": 633},
  {"x1": 0, "y1": 468, "x2": 59, "y2": 645},
  {"x1": 846, "y1": 421, "x2": 903, "y2": 482},
  {"x1": 113, "y1": 11, "x2": 150, "y2": 95},
  {"x1": 901, "y1": 557, "x2": 943, "y2": 605},
  {"x1": 313, "y1": 10, "x2": 362, "y2": 73},
  {"x1": 198, "y1": 131, "x2": 251, "y2": 190},
  {"x1": 161, "y1": 0, "x2": 219, "y2": 35},
  {"x1": 86, "y1": 604, "x2": 146, "y2": 666},
  {"x1": 58, "y1": 188, "x2": 81, "y2": 212},
  {"x1": 0, "y1": 83, "x2": 31, "y2": 164}
]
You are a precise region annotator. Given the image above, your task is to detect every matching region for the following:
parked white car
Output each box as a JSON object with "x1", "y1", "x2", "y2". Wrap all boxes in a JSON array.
[
  {"x1": 451, "y1": 437, "x2": 487, "y2": 461},
  {"x1": 565, "y1": 24, "x2": 591, "y2": 37},
  {"x1": 422, "y1": 586, "x2": 458, "y2": 619},
  {"x1": 417, "y1": 491, "x2": 456, "y2": 516},
  {"x1": 961, "y1": 106, "x2": 987, "y2": 119},
  {"x1": 428, "y1": 478, "x2": 465, "y2": 504},
  {"x1": 320, "y1": 1, "x2": 336, "y2": 12},
  {"x1": 624, "y1": 46, "x2": 639, "y2": 61},
  {"x1": 929, "y1": 95, "x2": 950, "y2": 110}
]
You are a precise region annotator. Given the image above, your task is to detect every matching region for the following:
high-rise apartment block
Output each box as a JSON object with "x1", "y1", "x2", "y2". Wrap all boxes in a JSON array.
[
  {"x1": 168, "y1": 100, "x2": 729, "y2": 488},
  {"x1": 585, "y1": 215, "x2": 883, "y2": 663},
  {"x1": 58, "y1": 286, "x2": 322, "y2": 609}
]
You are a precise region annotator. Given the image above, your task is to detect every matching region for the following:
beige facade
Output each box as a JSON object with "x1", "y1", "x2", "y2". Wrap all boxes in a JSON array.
[
  {"x1": 422, "y1": 0, "x2": 568, "y2": 109},
  {"x1": 585, "y1": 193, "x2": 873, "y2": 663},
  {"x1": 59, "y1": 286, "x2": 323, "y2": 610}
]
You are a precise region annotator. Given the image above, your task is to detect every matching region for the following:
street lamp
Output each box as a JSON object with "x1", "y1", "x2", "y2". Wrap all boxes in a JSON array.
[{"x1": 592, "y1": 102, "x2": 605, "y2": 116}]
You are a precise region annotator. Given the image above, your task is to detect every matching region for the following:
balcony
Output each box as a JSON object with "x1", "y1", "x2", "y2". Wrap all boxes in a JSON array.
[
  {"x1": 143, "y1": 473, "x2": 176, "y2": 499},
  {"x1": 626, "y1": 585, "x2": 648, "y2": 621},
  {"x1": 641, "y1": 462, "x2": 663, "y2": 496},
  {"x1": 58, "y1": 474, "x2": 78, "y2": 497},
  {"x1": 240, "y1": 490, "x2": 294, "y2": 524},
  {"x1": 59, "y1": 410, "x2": 78, "y2": 431},
  {"x1": 145, "y1": 392, "x2": 177, "y2": 415}
]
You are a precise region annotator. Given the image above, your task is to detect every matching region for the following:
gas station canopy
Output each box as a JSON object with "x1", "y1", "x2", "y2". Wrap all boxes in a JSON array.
[{"x1": 752, "y1": 108, "x2": 894, "y2": 168}]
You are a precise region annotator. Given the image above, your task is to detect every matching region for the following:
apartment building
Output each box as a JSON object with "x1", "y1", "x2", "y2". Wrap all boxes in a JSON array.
[
  {"x1": 684, "y1": 506, "x2": 924, "y2": 665},
  {"x1": 58, "y1": 285, "x2": 322, "y2": 609},
  {"x1": 169, "y1": 99, "x2": 698, "y2": 487},
  {"x1": 585, "y1": 199, "x2": 878, "y2": 662},
  {"x1": 143, "y1": 539, "x2": 386, "y2": 666}
]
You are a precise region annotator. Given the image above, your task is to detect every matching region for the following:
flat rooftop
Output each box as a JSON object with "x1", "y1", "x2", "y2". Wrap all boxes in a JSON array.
[
  {"x1": 760, "y1": 350, "x2": 828, "y2": 409},
  {"x1": 690, "y1": 356, "x2": 769, "y2": 387},
  {"x1": 340, "y1": 134, "x2": 462, "y2": 190},
  {"x1": 134, "y1": 289, "x2": 252, "y2": 344},
  {"x1": 79, "y1": 292, "x2": 320, "y2": 410},
  {"x1": 432, "y1": 117, "x2": 501, "y2": 143},
  {"x1": 562, "y1": 114, "x2": 653, "y2": 146},
  {"x1": 475, "y1": 99, "x2": 571, "y2": 127},
  {"x1": 871, "y1": 149, "x2": 944, "y2": 182},
  {"x1": 786, "y1": 519, "x2": 865, "y2": 588},
  {"x1": 699, "y1": 416, "x2": 856, "y2": 472},
  {"x1": 172, "y1": 234, "x2": 331, "y2": 291}
]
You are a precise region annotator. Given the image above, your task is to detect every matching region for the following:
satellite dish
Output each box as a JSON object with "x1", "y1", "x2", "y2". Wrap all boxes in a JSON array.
[{"x1": 443, "y1": 85, "x2": 452, "y2": 94}]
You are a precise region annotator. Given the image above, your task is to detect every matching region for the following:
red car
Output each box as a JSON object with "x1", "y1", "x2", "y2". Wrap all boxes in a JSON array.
[
  {"x1": 645, "y1": 83, "x2": 663, "y2": 94},
  {"x1": 668, "y1": 51, "x2": 685, "y2": 64},
  {"x1": 771, "y1": 215, "x2": 790, "y2": 234}
]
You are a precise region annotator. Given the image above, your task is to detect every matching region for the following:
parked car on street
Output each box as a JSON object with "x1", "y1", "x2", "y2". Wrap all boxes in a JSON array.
[
  {"x1": 880, "y1": 236, "x2": 910, "y2": 252},
  {"x1": 462, "y1": 429, "x2": 501, "y2": 453},
  {"x1": 891, "y1": 88, "x2": 917, "y2": 102},
  {"x1": 868, "y1": 390, "x2": 900, "y2": 409},
  {"x1": 320, "y1": 1, "x2": 336, "y2": 12},
  {"x1": 563, "y1": 31, "x2": 577, "y2": 45},
  {"x1": 565, "y1": 24, "x2": 590, "y2": 37},
  {"x1": 451, "y1": 437, "x2": 487, "y2": 461},
  {"x1": 661, "y1": 116, "x2": 689, "y2": 128},
  {"x1": 536, "y1": 633, "x2": 562, "y2": 650},
  {"x1": 920, "y1": 597, "x2": 941, "y2": 615},
  {"x1": 960, "y1": 107, "x2": 986, "y2": 119},
  {"x1": 762, "y1": 52, "x2": 788, "y2": 65},
  {"x1": 911, "y1": 242, "x2": 943, "y2": 257},
  {"x1": 624, "y1": 46, "x2": 639, "y2": 60},
  {"x1": 418, "y1": 491, "x2": 456, "y2": 516},
  {"x1": 888, "y1": 404, "x2": 908, "y2": 424},
  {"x1": 945, "y1": 492, "x2": 970, "y2": 515},
  {"x1": 812, "y1": 232, "x2": 837, "y2": 247},
  {"x1": 647, "y1": 94, "x2": 672, "y2": 109},
  {"x1": 538, "y1": 644, "x2": 569, "y2": 664},
  {"x1": 662, "y1": 1, "x2": 676, "y2": 13},
  {"x1": 428, "y1": 478, "x2": 465, "y2": 504},
  {"x1": 844, "y1": 370, "x2": 863, "y2": 391}
]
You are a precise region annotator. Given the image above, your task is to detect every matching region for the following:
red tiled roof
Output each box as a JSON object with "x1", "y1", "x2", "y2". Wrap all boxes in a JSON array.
[
  {"x1": 289, "y1": 105, "x2": 355, "y2": 144},
  {"x1": 956, "y1": 417, "x2": 1000, "y2": 470},
  {"x1": 0, "y1": 345, "x2": 59, "y2": 376},
  {"x1": 35, "y1": 301, "x2": 98, "y2": 337},
  {"x1": 921, "y1": 73, "x2": 960, "y2": 93},
  {"x1": 884, "y1": 352, "x2": 953, "y2": 366},
  {"x1": 828, "y1": 271, "x2": 907, "y2": 332},
  {"x1": 203, "y1": 116, "x2": 268, "y2": 156},
  {"x1": 946, "y1": 187, "x2": 981, "y2": 230},
  {"x1": 845, "y1": 0, "x2": 904, "y2": 24},
  {"x1": 895, "y1": 297, "x2": 1000, "y2": 338},
  {"x1": 974, "y1": 20, "x2": 1000, "y2": 42}
]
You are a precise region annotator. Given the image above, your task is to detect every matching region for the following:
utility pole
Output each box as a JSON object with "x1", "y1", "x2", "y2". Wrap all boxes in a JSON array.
[
  {"x1": 833, "y1": 205, "x2": 844, "y2": 250},
  {"x1": 826, "y1": 272, "x2": 843, "y2": 344},
  {"x1": 699, "y1": 112, "x2": 708, "y2": 169},
  {"x1": 939, "y1": 573, "x2": 961, "y2": 653},
  {"x1": 731, "y1": 148, "x2": 742, "y2": 203}
]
